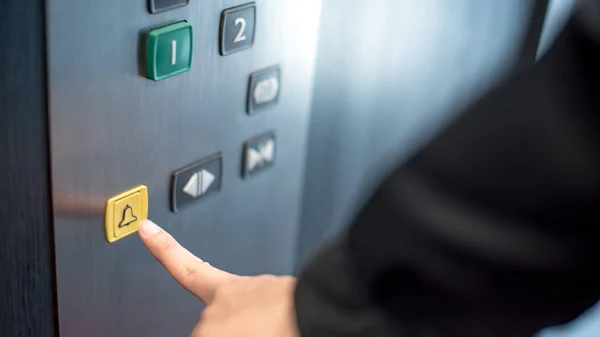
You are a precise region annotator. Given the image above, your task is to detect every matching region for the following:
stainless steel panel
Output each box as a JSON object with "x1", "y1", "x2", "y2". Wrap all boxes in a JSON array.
[{"x1": 47, "y1": 0, "x2": 322, "y2": 336}]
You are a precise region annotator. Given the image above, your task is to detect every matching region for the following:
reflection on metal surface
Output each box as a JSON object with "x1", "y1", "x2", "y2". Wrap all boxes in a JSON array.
[
  {"x1": 299, "y1": 0, "x2": 537, "y2": 266},
  {"x1": 53, "y1": 195, "x2": 106, "y2": 218}
]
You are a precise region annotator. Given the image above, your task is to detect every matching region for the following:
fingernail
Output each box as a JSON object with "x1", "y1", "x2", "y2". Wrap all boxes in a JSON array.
[{"x1": 140, "y1": 219, "x2": 161, "y2": 236}]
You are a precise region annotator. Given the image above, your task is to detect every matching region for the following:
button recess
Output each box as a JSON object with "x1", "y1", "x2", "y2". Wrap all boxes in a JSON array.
[{"x1": 146, "y1": 21, "x2": 193, "y2": 81}]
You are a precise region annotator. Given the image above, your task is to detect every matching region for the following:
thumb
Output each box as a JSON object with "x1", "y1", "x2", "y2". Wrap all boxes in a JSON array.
[{"x1": 138, "y1": 219, "x2": 238, "y2": 304}]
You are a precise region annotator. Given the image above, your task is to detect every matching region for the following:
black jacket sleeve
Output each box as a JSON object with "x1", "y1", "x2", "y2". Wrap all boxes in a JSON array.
[{"x1": 295, "y1": 10, "x2": 600, "y2": 337}]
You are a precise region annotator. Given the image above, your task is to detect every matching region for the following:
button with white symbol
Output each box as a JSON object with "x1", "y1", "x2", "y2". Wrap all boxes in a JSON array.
[
  {"x1": 247, "y1": 66, "x2": 281, "y2": 115},
  {"x1": 183, "y1": 169, "x2": 216, "y2": 198},
  {"x1": 243, "y1": 132, "x2": 276, "y2": 177},
  {"x1": 254, "y1": 77, "x2": 279, "y2": 105},
  {"x1": 171, "y1": 154, "x2": 222, "y2": 212}
]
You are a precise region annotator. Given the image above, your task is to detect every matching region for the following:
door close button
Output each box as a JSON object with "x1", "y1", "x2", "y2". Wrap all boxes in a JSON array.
[
  {"x1": 105, "y1": 185, "x2": 148, "y2": 243},
  {"x1": 146, "y1": 21, "x2": 193, "y2": 81},
  {"x1": 243, "y1": 132, "x2": 275, "y2": 177}
]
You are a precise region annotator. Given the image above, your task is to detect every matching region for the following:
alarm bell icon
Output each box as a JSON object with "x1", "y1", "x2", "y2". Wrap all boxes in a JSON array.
[{"x1": 118, "y1": 205, "x2": 138, "y2": 228}]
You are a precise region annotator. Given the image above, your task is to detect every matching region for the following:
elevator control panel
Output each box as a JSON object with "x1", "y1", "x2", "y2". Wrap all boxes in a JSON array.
[
  {"x1": 104, "y1": 1, "x2": 280, "y2": 234},
  {"x1": 105, "y1": 185, "x2": 149, "y2": 243},
  {"x1": 49, "y1": 0, "x2": 318, "y2": 333}
]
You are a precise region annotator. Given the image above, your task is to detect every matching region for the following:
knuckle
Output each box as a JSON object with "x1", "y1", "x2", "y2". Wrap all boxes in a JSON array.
[
  {"x1": 159, "y1": 236, "x2": 179, "y2": 256},
  {"x1": 179, "y1": 258, "x2": 204, "y2": 281}
]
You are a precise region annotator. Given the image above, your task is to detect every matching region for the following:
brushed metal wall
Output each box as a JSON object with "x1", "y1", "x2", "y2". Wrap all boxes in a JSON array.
[
  {"x1": 47, "y1": 0, "x2": 322, "y2": 336},
  {"x1": 298, "y1": 0, "x2": 539, "y2": 265}
]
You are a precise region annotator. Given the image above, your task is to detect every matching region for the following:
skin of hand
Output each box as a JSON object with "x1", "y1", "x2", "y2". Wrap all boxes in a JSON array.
[{"x1": 138, "y1": 219, "x2": 300, "y2": 337}]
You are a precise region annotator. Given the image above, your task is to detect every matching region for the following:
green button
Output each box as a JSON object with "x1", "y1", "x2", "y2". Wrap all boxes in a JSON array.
[{"x1": 146, "y1": 21, "x2": 193, "y2": 81}]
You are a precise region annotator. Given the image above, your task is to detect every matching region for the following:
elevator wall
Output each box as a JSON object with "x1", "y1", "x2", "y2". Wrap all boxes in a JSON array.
[{"x1": 298, "y1": 0, "x2": 540, "y2": 266}]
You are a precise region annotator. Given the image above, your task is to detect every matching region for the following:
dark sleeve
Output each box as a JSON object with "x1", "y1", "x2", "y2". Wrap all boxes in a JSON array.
[{"x1": 295, "y1": 15, "x2": 600, "y2": 337}]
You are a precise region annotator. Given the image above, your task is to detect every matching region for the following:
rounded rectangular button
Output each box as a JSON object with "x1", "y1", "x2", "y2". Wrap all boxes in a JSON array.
[
  {"x1": 247, "y1": 66, "x2": 280, "y2": 114},
  {"x1": 220, "y1": 3, "x2": 256, "y2": 56},
  {"x1": 146, "y1": 21, "x2": 193, "y2": 81},
  {"x1": 105, "y1": 185, "x2": 148, "y2": 243},
  {"x1": 243, "y1": 132, "x2": 275, "y2": 177},
  {"x1": 171, "y1": 154, "x2": 222, "y2": 212}
]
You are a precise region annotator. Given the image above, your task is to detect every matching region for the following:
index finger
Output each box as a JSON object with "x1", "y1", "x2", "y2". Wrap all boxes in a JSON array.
[{"x1": 138, "y1": 219, "x2": 237, "y2": 304}]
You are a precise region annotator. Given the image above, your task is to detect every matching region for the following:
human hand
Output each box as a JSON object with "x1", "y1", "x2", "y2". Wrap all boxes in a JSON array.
[{"x1": 138, "y1": 219, "x2": 300, "y2": 337}]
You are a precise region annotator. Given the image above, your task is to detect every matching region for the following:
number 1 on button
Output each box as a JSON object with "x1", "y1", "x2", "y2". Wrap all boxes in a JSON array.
[
  {"x1": 145, "y1": 21, "x2": 193, "y2": 81},
  {"x1": 171, "y1": 40, "x2": 177, "y2": 65}
]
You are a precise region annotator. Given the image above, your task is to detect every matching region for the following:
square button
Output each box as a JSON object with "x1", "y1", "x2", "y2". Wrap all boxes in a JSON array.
[
  {"x1": 148, "y1": 0, "x2": 189, "y2": 14},
  {"x1": 248, "y1": 66, "x2": 280, "y2": 114},
  {"x1": 220, "y1": 3, "x2": 256, "y2": 56},
  {"x1": 146, "y1": 21, "x2": 193, "y2": 81},
  {"x1": 172, "y1": 153, "x2": 222, "y2": 212},
  {"x1": 243, "y1": 132, "x2": 275, "y2": 177},
  {"x1": 105, "y1": 185, "x2": 148, "y2": 243}
]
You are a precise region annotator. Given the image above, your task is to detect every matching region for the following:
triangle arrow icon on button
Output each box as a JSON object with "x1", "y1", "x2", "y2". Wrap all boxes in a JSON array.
[
  {"x1": 182, "y1": 169, "x2": 216, "y2": 199},
  {"x1": 200, "y1": 170, "x2": 215, "y2": 194},
  {"x1": 247, "y1": 148, "x2": 262, "y2": 171},
  {"x1": 183, "y1": 173, "x2": 199, "y2": 198}
]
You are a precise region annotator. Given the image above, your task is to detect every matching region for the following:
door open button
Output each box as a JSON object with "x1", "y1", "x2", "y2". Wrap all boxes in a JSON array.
[
  {"x1": 182, "y1": 169, "x2": 215, "y2": 199},
  {"x1": 171, "y1": 154, "x2": 222, "y2": 212},
  {"x1": 105, "y1": 185, "x2": 148, "y2": 243}
]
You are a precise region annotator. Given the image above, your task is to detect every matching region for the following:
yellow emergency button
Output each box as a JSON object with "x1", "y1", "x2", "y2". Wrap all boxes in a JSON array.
[{"x1": 105, "y1": 185, "x2": 148, "y2": 243}]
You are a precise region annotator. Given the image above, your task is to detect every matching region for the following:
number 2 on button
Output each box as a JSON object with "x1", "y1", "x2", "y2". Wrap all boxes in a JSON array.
[{"x1": 233, "y1": 18, "x2": 247, "y2": 43}]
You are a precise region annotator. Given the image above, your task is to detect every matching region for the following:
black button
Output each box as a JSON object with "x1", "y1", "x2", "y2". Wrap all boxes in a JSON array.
[
  {"x1": 149, "y1": 0, "x2": 189, "y2": 14},
  {"x1": 248, "y1": 66, "x2": 281, "y2": 114},
  {"x1": 220, "y1": 3, "x2": 256, "y2": 56},
  {"x1": 171, "y1": 154, "x2": 222, "y2": 212},
  {"x1": 243, "y1": 132, "x2": 275, "y2": 177}
]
